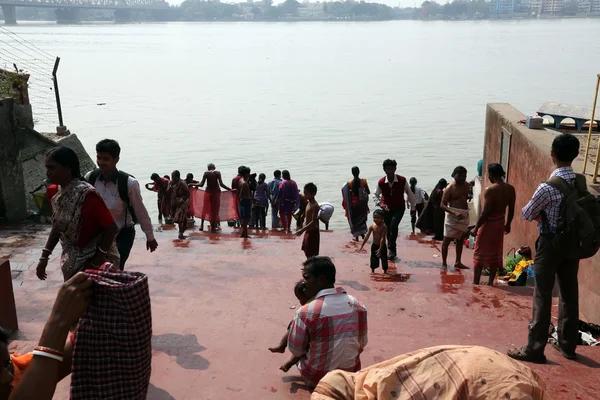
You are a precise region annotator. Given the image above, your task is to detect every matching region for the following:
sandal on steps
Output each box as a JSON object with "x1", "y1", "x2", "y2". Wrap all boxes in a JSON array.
[{"x1": 507, "y1": 346, "x2": 547, "y2": 364}]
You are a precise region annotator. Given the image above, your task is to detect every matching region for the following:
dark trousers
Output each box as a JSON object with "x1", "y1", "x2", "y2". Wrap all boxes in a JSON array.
[
  {"x1": 116, "y1": 226, "x2": 136, "y2": 271},
  {"x1": 370, "y1": 243, "x2": 388, "y2": 272},
  {"x1": 528, "y1": 234, "x2": 580, "y2": 355},
  {"x1": 410, "y1": 203, "x2": 425, "y2": 226},
  {"x1": 384, "y1": 207, "x2": 405, "y2": 252}
]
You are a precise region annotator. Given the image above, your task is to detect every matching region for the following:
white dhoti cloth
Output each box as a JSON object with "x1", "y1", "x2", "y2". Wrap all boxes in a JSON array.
[{"x1": 444, "y1": 207, "x2": 469, "y2": 239}]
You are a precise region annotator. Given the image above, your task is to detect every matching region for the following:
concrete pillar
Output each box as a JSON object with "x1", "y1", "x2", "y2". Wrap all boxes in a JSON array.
[
  {"x1": 114, "y1": 9, "x2": 133, "y2": 23},
  {"x1": 1, "y1": 5, "x2": 17, "y2": 25},
  {"x1": 55, "y1": 8, "x2": 80, "y2": 24},
  {"x1": 0, "y1": 98, "x2": 27, "y2": 221},
  {"x1": 0, "y1": 259, "x2": 18, "y2": 333}
]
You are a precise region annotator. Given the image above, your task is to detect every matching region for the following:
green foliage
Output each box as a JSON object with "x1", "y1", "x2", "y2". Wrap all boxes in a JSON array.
[{"x1": 0, "y1": 72, "x2": 28, "y2": 102}]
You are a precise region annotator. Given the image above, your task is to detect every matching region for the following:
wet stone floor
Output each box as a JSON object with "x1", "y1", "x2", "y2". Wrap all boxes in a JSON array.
[{"x1": 1, "y1": 222, "x2": 599, "y2": 399}]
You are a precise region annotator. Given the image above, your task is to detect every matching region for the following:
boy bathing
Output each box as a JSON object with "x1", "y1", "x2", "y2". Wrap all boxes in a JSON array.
[
  {"x1": 296, "y1": 183, "x2": 320, "y2": 259},
  {"x1": 359, "y1": 210, "x2": 389, "y2": 273}
]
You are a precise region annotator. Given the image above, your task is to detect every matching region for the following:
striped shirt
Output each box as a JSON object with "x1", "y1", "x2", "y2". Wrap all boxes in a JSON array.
[
  {"x1": 288, "y1": 287, "x2": 368, "y2": 387},
  {"x1": 522, "y1": 166, "x2": 576, "y2": 233}
]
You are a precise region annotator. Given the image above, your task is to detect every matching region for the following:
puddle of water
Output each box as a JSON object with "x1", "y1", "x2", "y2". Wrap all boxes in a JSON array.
[
  {"x1": 437, "y1": 283, "x2": 459, "y2": 294},
  {"x1": 173, "y1": 240, "x2": 190, "y2": 248},
  {"x1": 440, "y1": 272, "x2": 465, "y2": 285},
  {"x1": 241, "y1": 239, "x2": 256, "y2": 251}
]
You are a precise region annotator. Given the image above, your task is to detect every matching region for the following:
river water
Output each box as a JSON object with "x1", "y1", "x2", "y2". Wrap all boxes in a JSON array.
[{"x1": 3, "y1": 19, "x2": 600, "y2": 231}]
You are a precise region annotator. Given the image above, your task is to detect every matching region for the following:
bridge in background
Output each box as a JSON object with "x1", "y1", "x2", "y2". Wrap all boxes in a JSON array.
[{"x1": 0, "y1": 0, "x2": 170, "y2": 24}]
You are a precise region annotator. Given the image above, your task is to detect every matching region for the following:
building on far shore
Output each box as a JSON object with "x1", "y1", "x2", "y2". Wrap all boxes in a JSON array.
[
  {"x1": 491, "y1": 0, "x2": 516, "y2": 15},
  {"x1": 543, "y1": 0, "x2": 563, "y2": 13}
]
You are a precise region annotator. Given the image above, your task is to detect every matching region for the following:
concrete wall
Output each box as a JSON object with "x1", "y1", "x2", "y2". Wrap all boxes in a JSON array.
[
  {"x1": 483, "y1": 103, "x2": 600, "y2": 324},
  {"x1": 21, "y1": 132, "x2": 94, "y2": 211},
  {"x1": 0, "y1": 98, "x2": 27, "y2": 221},
  {"x1": 0, "y1": 97, "x2": 94, "y2": 218}
]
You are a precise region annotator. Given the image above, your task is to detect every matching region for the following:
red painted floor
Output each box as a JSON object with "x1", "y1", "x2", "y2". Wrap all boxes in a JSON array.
[{"x1": 2, "y1": 223, "x2": 599, "y2": 400}]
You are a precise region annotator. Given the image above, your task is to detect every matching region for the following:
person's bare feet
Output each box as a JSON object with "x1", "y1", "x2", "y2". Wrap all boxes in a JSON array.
[
  {"x1": 280, "y1": 361, "x2": 295, "y2": 372},
  {"x1": 441, "y1": 264, "x2": 448, "y2": 271},
  {"x1": 454, "y1": 263, "x2": 470, "y2": 270},
  {"x1": 268, "y1": 345, "x2": 286, "y2": 354},
  {"x1": 178, "y1": 233, "x2": 186, "y2": 239},
  {"x1": 241, "y1": 234, "x2": 251, "y2": 238}
]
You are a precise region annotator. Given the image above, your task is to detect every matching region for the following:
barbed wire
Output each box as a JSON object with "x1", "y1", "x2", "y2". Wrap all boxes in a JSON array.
[{"x1": 0, "y1": 27, "x2": 58, "y2": 130}]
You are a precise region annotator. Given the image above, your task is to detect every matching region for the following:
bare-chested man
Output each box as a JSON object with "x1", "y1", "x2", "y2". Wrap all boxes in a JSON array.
[
  {"x1": 238, "y1": 167, "x2": 253, "y2": 238},
  {"x1": 296, "y1": 183, "x2": 320, "y2": 259},
  {"x1": 469, "y1": 163, "x2": 515, "y2": 285},
  {"x1": 441, "y1": 166, "x2": 471, "y2": 270},
  {"x1": 199, "y1": 163, "x2": 230, "y2": 232}
]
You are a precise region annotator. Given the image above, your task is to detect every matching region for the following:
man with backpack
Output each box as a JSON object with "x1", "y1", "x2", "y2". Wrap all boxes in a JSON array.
[
  {"x1": 508, "y1": 133, "x2": 600, "y2": 363},
  {"x1": 86, "y1": 139, "x2": 158, "y2": 270}
]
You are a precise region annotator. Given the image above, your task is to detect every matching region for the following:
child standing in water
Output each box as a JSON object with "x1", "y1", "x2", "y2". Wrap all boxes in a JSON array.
[
  {"x1": 296, "y1": 183, "x2": 320, "y2": 259},
  {"x1": 268, "y1": 281, "x2": 310, "y2": 371},
  {"x1": 359, "y1": 210, "x2": 389, "y2": 273}
]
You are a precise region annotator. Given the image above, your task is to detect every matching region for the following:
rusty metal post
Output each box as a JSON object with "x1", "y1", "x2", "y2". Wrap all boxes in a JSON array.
[
  {"x1": 52, "y1": 57, "x2": 64, "y2": 128},
  {"x1": 583, "y1": 74, "x2": 600, "y2": 175}
]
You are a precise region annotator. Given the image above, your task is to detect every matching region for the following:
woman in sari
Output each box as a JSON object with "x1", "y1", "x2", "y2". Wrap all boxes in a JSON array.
[
  {"x1": 416, "y1": 178, "x2": 447, "y2": 240},
  {"x1": 341, "y1": 166, "x2": 370, "y2": 241},
  {"x1": 168, "y1": 170, "x2": 191, "y2": 239},
  {"x1": 36, "y1": 147, "x2": 119, "y2": 282}
]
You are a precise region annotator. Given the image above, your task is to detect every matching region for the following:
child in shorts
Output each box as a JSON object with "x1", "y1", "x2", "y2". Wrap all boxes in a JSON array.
[{"x1": 358, "y1": 209, "x2": 389, "y2": 273}]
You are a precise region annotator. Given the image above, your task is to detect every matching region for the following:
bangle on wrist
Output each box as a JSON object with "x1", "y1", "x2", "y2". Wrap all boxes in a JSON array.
[
  {"x1": 39, "y1": 257, "x2": 49, "y2": 261},
  {"x1": 97, "y1": 247, "x2": 108, "y2": 255},
  {"x1": 42, "y1": 248, "x2": 53, "y2": 255},
  {"x1": 33, "y1": 346, "x2": 64, "y2": 363}
]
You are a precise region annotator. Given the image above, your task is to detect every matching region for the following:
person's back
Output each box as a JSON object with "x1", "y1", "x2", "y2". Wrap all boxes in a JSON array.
[
  {"x1": 204, "y1": 170, "x2": 220, "y2": 192},
  {"x1": 487, "y1": 182, "x2": 515, "y2": 216},
  {"x1": 290, "y1": 288, "x2": 367, "y2": 386},
  {"x1": 255, "y1": 181, "x2": 268, "y2": 204}
]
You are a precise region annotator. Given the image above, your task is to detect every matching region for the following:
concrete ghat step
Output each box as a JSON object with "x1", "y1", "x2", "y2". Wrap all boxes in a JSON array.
[{"x1": 2, "y1": 224, "x2": 599, "y2": 400}]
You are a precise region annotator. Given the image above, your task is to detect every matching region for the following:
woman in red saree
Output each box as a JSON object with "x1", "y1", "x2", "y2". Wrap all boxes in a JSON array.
[
  {"x1": 36, "y1": 147, "x2": 119, "y2": 282},
  {"x1": 168, "y1": 170, "x2": 191, "y2": 239},
  {"x1": 341, "y1": 167, "x2": 370, "y2": 241}
]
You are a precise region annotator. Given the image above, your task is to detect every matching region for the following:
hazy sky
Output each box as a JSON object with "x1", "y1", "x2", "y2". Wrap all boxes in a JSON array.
[{"x1": 166, "y1": 0, "x2": 419, "y2": 9}]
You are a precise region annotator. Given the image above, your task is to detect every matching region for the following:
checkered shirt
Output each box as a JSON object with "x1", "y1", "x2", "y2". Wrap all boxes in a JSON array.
[
  {"x1": 287, "y1": 287, "x2": 368, "y2": 387},
  {"x1": 70, "y1": 263, "x2": 152, "y2": 400},
  {"x1": 521, "y1": 166, "x2": 576, "y2": 233}
]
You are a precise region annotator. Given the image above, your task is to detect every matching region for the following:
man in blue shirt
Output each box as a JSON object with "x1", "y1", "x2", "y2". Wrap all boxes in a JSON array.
[{"x1": 508, "y1": 133, "x2": 580, "y2": 363}]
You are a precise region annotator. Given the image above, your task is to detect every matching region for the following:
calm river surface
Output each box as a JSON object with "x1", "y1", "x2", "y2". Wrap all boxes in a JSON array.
[{"x1": 3, "y1": 19, "x2": 600, "y2": 230}]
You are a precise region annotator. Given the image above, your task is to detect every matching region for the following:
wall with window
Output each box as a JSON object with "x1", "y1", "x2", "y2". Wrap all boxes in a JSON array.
[{"x1": 483, "y1": 103, "x2": 600, "y2": 324}]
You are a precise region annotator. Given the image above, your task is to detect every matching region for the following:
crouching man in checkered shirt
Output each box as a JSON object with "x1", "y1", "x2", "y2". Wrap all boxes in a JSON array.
[{"x1": 286, "y1": 256, "x2": 368, "y2": 388}]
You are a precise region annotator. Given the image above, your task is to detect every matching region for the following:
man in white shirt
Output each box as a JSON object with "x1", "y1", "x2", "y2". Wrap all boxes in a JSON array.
[{"x1": 86, "y1": 139, "x2": 158, "y2": 270}]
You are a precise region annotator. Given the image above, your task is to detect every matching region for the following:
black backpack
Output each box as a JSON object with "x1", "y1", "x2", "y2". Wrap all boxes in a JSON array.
[
  {"x1": 87, "y1": 169, "x2": 138, "y2": 224},
  {"x1": 544, "y1": 174, "x2": 600, "y2": 259}
]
